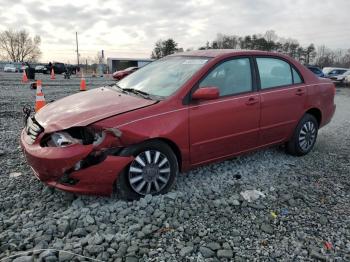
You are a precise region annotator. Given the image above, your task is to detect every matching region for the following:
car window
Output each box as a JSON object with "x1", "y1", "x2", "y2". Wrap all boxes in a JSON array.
[
  {"x1": 292, "y1": 68, "x2": 302, "y2": 83},
  {"x1": 199, "y1": 58, "x2": 252, "y2": 96},
  {"x1": 256, "y1": 58, "x2": 292, "y2": 89},
  {"x1": 333, "y1": 70, "x2": 344, "y2": 75}
]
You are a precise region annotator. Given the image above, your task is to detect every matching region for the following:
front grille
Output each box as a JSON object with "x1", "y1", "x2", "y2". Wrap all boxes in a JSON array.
[{"x1": 24, "y1": 117, "x2": 43, "y2": 145}]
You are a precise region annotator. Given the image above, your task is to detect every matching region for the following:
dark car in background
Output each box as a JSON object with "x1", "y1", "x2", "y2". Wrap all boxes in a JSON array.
[
  {"x1": 306, "y1": 65, "x2": 324, "y2": 77},
  {"x1": 112, "y1": 67, "x2": 139, "y2": 80},
  {"x1": 66, "y1": 64, "x2": 80, "y2": 74},
  {"x1": 43, "y1": 62, "x2": 79, "y2": 74},
  {"x1": 43, "y1": 62, "x2": 66, "y2": 74}
]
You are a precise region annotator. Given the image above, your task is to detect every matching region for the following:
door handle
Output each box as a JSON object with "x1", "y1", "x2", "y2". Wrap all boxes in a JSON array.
[
  {"x1": 295, "y1": 89, "x2": 305, "y2": 96},
  {"x1": 246, "y1": 97, "x2": 258, "y2": 105}
]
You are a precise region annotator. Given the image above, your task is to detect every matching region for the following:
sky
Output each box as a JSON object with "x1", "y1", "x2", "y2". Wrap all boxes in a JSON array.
[{"x1": 0, "y1": 0, "x2": 349, "y2": 63}]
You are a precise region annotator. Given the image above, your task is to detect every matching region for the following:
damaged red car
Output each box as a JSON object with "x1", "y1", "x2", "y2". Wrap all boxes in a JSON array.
[
  {"x1": 20, "y1": 50, "x2": 336, "y2": 199},
  {"x1": 112, "y1": 66, "x2": 139, "y2": 80}
]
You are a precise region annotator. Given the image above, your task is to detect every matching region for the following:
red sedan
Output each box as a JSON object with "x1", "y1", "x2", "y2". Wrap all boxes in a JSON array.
[
  {"x1": 21, "y1": 50, "x2": 336, "y2": 199},
  {"x1": 112, "y1": 67, "x2": 139, "y2": 80}
]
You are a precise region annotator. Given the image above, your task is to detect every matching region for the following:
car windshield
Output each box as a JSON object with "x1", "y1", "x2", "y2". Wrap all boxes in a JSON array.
[
  {"x1": 117, "y1": 56, "x2": 210, "y2": 98},
  {"x1": 322, "y1": 68, "x2": 333, "y2": 74},
  {"x1": 5, "y1": 64, "x2": 14, "y2": 67}
]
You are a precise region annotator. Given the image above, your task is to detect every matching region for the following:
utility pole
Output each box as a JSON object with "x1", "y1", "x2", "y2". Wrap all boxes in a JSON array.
[{"x1": 76, "y1": 32, "x2": 80, "y2": 67}]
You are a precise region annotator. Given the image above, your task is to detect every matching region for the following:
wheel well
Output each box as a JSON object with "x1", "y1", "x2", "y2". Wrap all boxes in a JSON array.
[
  {"x1": 156, "y1": 138, "x2": 182, "y2": 172},
  {"x1": 119, "y1": 137, "x2": 183, "y2": 172},
  {"x1": 306, "y1": 108, "x2": 322, "y2": 126}
]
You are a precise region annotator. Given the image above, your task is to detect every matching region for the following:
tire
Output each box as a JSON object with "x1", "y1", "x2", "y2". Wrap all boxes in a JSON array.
[
  {"x1": 115, "y1": 140, "x2": 178, "y2": 200},
  {"x1": 286, "y1": 113, "x2": 318, "y2": 156}
]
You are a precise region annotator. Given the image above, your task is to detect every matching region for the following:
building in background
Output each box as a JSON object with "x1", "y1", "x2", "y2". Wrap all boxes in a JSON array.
[{"x1": 107, "y1": 57, "x2": 154, "y2": 73}]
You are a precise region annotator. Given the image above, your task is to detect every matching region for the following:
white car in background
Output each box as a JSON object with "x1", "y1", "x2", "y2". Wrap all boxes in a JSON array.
[
  {"x1": 322, "y1": 67, "x2": 348, "y2": 78},
  {"x1": 329, "y1": 70, "x2": 350, "y2": 85},
  {"x1": 345, "y1": 74, "x2": 350, "y2": 85},
  {"x1": 4, "y1": 64, "x2": 17, "y2": 72}
]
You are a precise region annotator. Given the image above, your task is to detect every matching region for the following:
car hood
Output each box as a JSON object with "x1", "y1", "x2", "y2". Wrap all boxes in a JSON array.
[{"x1": 35, "y1": 87, "x2": 157, "y2": 133}]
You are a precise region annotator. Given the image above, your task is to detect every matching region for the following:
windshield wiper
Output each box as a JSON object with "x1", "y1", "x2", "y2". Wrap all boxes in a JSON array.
[
  {"x1": 122, "y1": 88, "x2": 154, "y2": 100},
  {"x1": 110, "y1": 84, "x2": 161, "y2": 100},
  {"x1": 110, "y1": 83, "x2": 128, "y2": 94}
]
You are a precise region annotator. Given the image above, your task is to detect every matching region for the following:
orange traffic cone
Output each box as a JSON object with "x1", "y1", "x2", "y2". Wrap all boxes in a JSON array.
[
  {"x1": 35, "y1": 80, "x2": 46, "y2": 112},
  {"x1": 22, "y1": 70, "x2": 28, "y2": 83},
  {"x1": 80, "y1": 73, "x2": 86, "y2": 91},
  {"x1": 50, "y1": 68, "x2": 55, "y2": 80}
]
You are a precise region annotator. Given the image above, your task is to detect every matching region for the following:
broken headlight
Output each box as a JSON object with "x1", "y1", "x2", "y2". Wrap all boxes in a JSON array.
[
  {"x1": 42, "y1": 126, "x2": 122, "y2": 148},
  {"x1": 47, "y1": 131, "x2": 81, "y2": 147}
]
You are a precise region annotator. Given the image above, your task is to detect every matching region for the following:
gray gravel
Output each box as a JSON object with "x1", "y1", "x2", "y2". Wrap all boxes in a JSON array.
[{"x1": 0, "y1": 72, "x2": 349, "y2": 261}]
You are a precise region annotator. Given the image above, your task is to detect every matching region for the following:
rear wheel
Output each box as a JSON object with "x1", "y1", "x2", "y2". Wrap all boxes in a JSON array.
[
  {"x1": 115, "y1": 140, "x2": 178, "y2": 200},
  {"x1": 286, "y1": 113, "x2": 318, "y2": 156}
]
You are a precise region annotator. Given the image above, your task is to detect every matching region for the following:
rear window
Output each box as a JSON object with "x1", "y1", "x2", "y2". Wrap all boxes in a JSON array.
[{"x1": 329, "y1": 69, "x2": 347, "y2": 75}]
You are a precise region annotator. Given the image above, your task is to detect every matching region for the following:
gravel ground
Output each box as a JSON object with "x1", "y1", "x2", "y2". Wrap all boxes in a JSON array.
[{"x1": 0, "y1": 72, "x2": 349, "y2": 262}]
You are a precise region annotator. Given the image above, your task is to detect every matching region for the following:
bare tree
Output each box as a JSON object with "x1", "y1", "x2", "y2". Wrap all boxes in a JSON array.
[
  {"x1": 264, "y1": 30, "x2": 278, "y2": 43},
  {"x1": 315, "y1": 45, "x2": 335, "y2": 68},
  {"x1": 0, "y1": 29, "x2": 41, "y2": 62}
]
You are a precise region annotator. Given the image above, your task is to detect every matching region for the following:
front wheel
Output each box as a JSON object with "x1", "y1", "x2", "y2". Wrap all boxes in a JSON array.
[
  {"x1": 286, "y1": 114, "x2": 318, "y2": 156},
  {"x1": 115, "y1": 140, "x2": 178, "y2": 200}
]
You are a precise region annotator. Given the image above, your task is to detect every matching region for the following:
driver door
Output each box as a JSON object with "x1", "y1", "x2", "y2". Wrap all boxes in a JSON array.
[{"x1": 189, "y1": 57, "x2": 260, "y2": 165}]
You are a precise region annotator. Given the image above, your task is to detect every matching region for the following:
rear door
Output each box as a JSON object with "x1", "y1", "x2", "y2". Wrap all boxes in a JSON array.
[
  {"x1": 189, "y1": 57, "x2": 260, "y2": 165},
  {"x1": 255, "y1": 57, "x2": 306, "y2": 146}
]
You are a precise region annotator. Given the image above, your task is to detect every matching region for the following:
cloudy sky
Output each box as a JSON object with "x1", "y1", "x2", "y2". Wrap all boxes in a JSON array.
[{"x1": 0, "y1": 0, "x2": 349, "y2": 63}]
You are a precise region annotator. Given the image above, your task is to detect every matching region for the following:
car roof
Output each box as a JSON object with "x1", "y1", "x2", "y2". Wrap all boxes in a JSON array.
[{"x1": 170, "y1": 49, "x2": 279, "y2": 58}]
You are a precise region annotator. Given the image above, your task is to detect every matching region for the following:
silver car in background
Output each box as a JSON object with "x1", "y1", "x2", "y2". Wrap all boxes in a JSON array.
[{"x1": 4, "y1": 64, "x2": 17, "y2": 72}]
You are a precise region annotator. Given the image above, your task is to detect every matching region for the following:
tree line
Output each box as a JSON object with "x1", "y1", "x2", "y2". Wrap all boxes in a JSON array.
[
  {"x1": 151, "y1": 30, "x2": 350, "y2": 68},
  {"x1": 1, "y1": 28, "x2": 349, "y2": 69}
]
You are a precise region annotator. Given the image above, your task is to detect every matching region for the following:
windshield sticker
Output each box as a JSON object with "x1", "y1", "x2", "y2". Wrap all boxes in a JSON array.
[{"x1": 182, "y1": 59, "x2": 208, "y2": 65}]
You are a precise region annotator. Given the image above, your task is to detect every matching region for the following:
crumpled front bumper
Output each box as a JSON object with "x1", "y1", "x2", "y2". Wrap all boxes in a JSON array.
[{"x1": 20, "y1": 129, "x2": 133, "y2": 196}]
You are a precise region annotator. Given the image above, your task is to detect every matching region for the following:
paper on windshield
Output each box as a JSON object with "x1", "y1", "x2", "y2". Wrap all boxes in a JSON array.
[{"x1": 182, "y1": 59, "x2": 208, "y2": 65}]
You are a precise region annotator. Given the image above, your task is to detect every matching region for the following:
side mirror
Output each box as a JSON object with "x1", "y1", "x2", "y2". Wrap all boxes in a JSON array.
[{"x1": 192, "y1": 87, "x2": 219, "y2": 100}]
